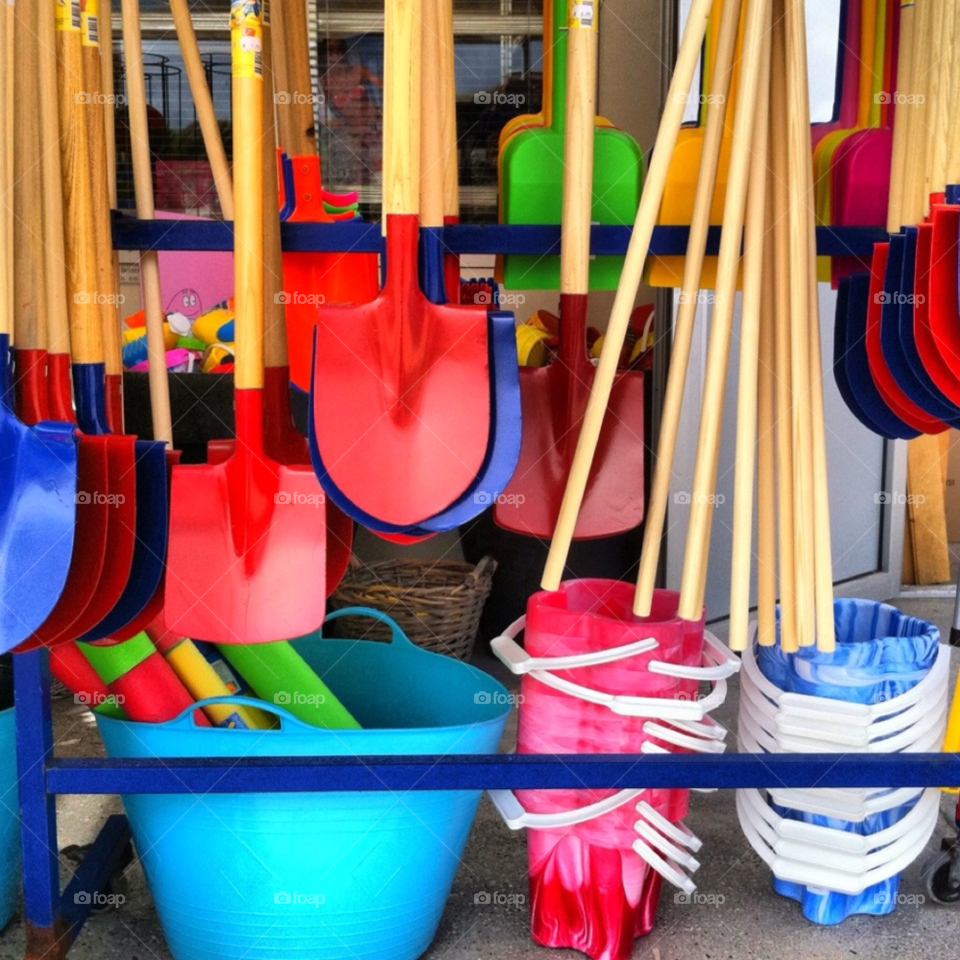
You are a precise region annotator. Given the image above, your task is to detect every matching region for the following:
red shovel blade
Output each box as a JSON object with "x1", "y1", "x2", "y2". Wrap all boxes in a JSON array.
[
  {"x1": 865, "y1": 244, "x2": 947, "y2": 434},
  {"x1": 16, "y1": 437, "x2": 111, "y2": 650},
  {"x1": 165, "y1": 390, "x2": 327, "y2": 644},
  {"x1": 913, "y1": 219, "x2": 960, "y2": 404},
  {"x1": 45, "y1": 435, "x2": 139, "y2": 642},
  {"x1": 312, "y1": 215, "x2": 492, "y2": 527},
  {"x1": 495, "y1": 294, "x2": 644, "y2": 538},
  {"x1": 926, "y1": 202, "x2": 960, "y2": 395},
  {"x1": 206, "y1": 370, "x2": 352, "y2": 598}
]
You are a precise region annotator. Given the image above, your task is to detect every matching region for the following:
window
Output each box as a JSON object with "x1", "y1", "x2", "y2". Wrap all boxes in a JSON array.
[{"x1": 117, "y1": 1, "x2": 544, "y2": 220}]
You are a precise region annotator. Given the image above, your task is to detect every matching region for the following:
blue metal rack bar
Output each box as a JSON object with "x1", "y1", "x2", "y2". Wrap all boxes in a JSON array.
[
  {"x1": 111, "y1": 214, "x2": 889, "y2": 257},
  {"x1": 45, "y1": 751, "x2": 960, "y2": 793}
]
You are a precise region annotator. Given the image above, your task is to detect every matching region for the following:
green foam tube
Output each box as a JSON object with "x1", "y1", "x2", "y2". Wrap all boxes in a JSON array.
[{"x1": 218, "y1": 641, "x2": 361, "y2": 729}]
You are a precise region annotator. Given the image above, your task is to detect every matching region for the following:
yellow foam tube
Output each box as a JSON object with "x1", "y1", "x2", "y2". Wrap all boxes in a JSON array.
[
  {"x1": 164, "y1": 639, "x2": 274, "y2": 729},
  {"x1": 123, "y1": 323, "x2": 179, "y2": 351}
]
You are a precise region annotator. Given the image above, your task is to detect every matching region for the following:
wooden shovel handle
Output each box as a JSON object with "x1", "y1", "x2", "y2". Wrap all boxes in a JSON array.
[
  {"x1": 99, "y1": 0, "x2": 116, "y2": 206},
  {"x1": 230, "y1": 0, "x2": 265, "y2": 390},
  {"x1": 57, "y1": 0, "x2": 102, "y2": 364},
  {"x1": 261, "y1": 7, "x2": 287, "y2": 370},
  {"x1": 82, "y1": 1, "x2": 123, "y2": 378},
  {"x1": 279, "y1": 0, "x2": 315, "y2": 157},
  {"x1": 383, "y1": 0, "x2": 421, "y2": 218},
  {"x1": 419, "y1": 0, "x2": 445, "y2": 228},
  {"x1": 39, "y1": 0, "x2": 72, "y2": 358},
  {"x1": 438, "y1": 0, "x2": 457, "y2": 218},
  {"x1": 0, "y1": 2, "x2": 9, "y2": 339},
  {"x1": 541, "y1": 0, "x2": 715, "y2": 591},
  {"x1": 12, "y1": 0, "x2": 44, "y2": 348},
  {"x1": 559, "y1": 1, "x2": 597, "y2": 296},
  {"x1": 633, "y1": 0, "x2": 742, "y2": 615},
  {"x1": 727, "y1": 1, "x2": 771, "y2": 652},
  {"x1": 886, "y1": 0, "x2": 914, "y2": 230},
  {"x1": 121, "y1": 0, "x2": 173, "y2": 443},
  {"x1": 169, "y1": 0, "x2": 235, "y2": 219},
  {"x1": 675, "y1": 0, "x2": 770, "y2": 623}
]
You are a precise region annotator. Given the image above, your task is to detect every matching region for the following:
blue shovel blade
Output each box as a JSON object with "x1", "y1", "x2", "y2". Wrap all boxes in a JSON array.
[{"x1": 0, "y1": 410, "x2": 78, "y2": 652}]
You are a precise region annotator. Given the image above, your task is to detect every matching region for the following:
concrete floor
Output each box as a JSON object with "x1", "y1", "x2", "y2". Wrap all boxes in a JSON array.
[{"x1": 0, "y1": 596, "x2": 958, "y2": 959}]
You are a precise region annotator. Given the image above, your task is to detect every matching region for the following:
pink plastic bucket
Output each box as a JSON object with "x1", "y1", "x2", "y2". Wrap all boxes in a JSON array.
[{"x1": 515, "y1": 579, "x2": 705, "y2": 960}]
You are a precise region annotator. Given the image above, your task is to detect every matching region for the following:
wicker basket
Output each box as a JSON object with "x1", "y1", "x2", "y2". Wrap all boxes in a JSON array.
[{"x1": 328, "y1": 556, "x2": 497, "y2": 660}]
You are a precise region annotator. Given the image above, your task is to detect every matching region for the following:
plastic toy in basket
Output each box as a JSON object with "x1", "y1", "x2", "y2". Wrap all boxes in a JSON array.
[
  {"x1": 489, "y1": 579, "x2": 739, "y2": 960},
  {"x1": 737, "y1": 599, "x2": 946, "y2": 925}
]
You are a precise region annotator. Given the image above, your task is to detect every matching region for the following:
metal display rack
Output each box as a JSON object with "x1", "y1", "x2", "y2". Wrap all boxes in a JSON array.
[{"x1": 14, "y1": 217, "x2": 952, "y2": 960}]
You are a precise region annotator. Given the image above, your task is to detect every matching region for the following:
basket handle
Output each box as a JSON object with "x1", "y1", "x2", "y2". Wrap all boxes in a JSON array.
[
  {"x1": 164, "y1": 696, "x2": 316, "y2": 731},
  {"x1": 323, "y1": 606, "x2": 417, "y2": 648}
]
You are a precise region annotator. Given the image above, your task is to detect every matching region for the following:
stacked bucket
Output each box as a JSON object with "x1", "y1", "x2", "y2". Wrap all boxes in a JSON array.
[
  {"x1": 489, "y1": 579, "x2": 741, "y2": 960},
  {"x1": 737, "y1": 598, "x2": 947, "y2": 924}
]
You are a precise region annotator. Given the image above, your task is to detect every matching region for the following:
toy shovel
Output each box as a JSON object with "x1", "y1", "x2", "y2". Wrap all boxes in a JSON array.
[
  {"x1": 165, "y1": 1, "x2": 327, "y2": 644},
  {"x1": 310, "y1": 0, "x2": 503, "y2": 528},
  {"x1": 498, "y1": 0, "x2": 643, "y2": 291},
  {"x1": 496, "y1": 0, "x2": 643, "y2": 539},
  {"x1": 0, "y1": 0, "x2": 77, "y2": 652},
  {"x1": 206, "y1": 11, "x2": 353, "y2": 597}
]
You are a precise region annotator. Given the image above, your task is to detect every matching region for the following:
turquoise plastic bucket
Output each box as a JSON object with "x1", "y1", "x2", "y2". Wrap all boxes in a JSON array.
[
  {"x1": 0, "y1": 708, "x2": 19, "y2": 930},
  {"x1": 96, "y1": 609, "x2": 511, "y2": 960}
]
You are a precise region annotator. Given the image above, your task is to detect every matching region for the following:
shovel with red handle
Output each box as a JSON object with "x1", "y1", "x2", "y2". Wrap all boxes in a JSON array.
[
  {"x1": 205, "y1": 7, "x2": 353, "y2": 597},
  {"x1": 311, "y1": 0, "x2": 508, "y2": 529},
  {"x1": 165, "y1": 1, "x2": 328, "y2": 645}
]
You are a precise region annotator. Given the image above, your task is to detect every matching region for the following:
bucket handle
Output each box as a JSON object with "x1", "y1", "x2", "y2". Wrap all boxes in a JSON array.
[
  {"x1": 492, "y1": 616, "x2": 660, "y2": 673},
  {"x1": 165, "y1": 696, "x2": 320, "y2": 732},
  {"x1": 323, "y1": 606, "x2": 417, "y2": 648}
]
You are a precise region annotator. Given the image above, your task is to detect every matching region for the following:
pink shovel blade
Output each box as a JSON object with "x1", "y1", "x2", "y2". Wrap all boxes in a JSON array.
[{"x1": 311, "y1": 214, "x2": 491, "y2": 527}]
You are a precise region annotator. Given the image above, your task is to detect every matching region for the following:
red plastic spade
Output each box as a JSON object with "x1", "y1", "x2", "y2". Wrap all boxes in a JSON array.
[
  {"x1": 165, "y1": 4, "x2": 327, "y2": 644},
  {"x1": 864, "y1": 243, "x2": 947, "y2": 434},
  {"x1": 312, "y1": 1, "x2": 492, "y2": 528},
  {"x1": 272, "y1": 0, "x2": 378, "y2": 393},
  {"x1": 205, "y1": 10, "x2": 352, "y2": 598}
]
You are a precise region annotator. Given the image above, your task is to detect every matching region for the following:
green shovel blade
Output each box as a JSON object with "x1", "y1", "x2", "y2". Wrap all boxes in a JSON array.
[{"x1": 500, "y1": 126, "x2": 643, "y2": 290}]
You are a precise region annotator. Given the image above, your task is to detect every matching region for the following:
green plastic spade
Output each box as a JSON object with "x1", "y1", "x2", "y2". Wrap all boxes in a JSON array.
[{"x1": 498, "y1": 0, "x2": 643, "y2": 291}]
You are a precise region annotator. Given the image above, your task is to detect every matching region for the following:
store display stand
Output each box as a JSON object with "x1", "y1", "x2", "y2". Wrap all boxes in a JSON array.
[{"x1": 14, "y1": 218, "x2": 949, "y2": 960}]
